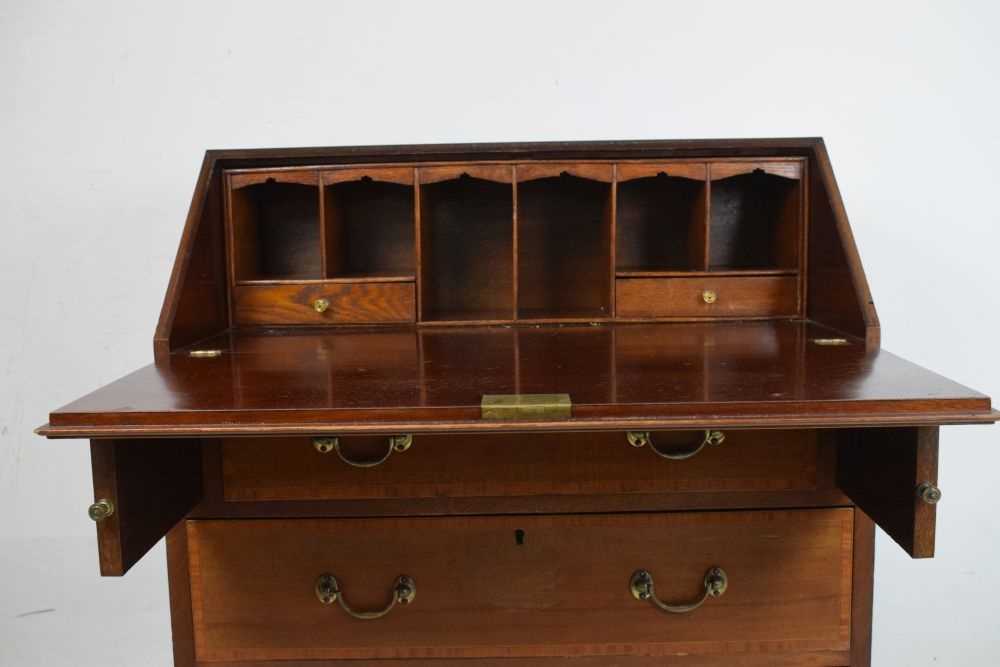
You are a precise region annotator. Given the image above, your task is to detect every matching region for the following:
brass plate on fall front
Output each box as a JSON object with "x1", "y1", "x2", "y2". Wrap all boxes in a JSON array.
[{"x1": 481, "y1": 394, "x2": 572, "y2": 421}]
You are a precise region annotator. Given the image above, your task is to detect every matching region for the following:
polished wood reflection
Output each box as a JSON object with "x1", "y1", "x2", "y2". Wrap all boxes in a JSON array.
[{"x1": 43, "y1": 320, "x2": 993, "y2": 436}]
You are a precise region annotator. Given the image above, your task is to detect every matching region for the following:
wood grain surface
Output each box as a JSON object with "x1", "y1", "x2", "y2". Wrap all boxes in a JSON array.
[
  {"x1": 43, "y1": 321, "x2": 994, "y2": 438},
  {"x1": 617, "y1": 161, "x2": 707, "y2": 182},
  {"x1": 233, "y1": 282, "x2": 415, "y2": 325},
  {"x1": 616, "y1": 275, "x2": 798, "y2": 318}
]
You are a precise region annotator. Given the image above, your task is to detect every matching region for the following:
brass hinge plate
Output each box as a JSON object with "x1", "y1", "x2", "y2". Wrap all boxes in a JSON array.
[
  {"x1": 481, "y1": 393, "x2": 572, "y2": 421},
  {"x1": 188, "y1": 349, "x2": 223, "y2": 358},
  {"x1": 811, "y1": 338, "x2": 850, "y2": 346}
]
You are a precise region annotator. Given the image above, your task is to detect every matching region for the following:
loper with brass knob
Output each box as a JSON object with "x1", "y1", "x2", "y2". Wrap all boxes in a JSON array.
[
  {"x1": 916, "y1": 481, "x2": 942, "y2": 505},
  {"x1": 88, "y1": 498, "x2": 115, "y2": 522}
]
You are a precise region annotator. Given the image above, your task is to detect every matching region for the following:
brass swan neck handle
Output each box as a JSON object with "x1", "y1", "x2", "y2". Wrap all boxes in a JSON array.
[
  {"x1": 315, "y1": 573, "x2": 416, "y2": 620},
  {"x1": 627, "y1": 430, "x2": 725, "y2": 461},
  {"x1": 630, "y1": 567, "x2": 728, "y2": 614},
  {"x1": 313, "y1": 435, "x2": 413, "y2": 468}
]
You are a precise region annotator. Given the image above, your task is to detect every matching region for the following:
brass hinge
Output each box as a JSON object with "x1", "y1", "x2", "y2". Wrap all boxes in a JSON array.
[
  {"x1": 811, "y1": 338, "x2": 850, "y2": 346},
  {"x1": 481, "y1": 393, "x2": 572, "y2": 421},
  {"x1": 188, "y1": 349, "x2": 223, "y2": 358}
]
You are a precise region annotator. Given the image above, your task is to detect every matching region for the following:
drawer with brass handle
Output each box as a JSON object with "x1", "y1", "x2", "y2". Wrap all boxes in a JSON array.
[
  {"x1": 186, "y1": 508, "x2": 853, "y2": 662},
  {"x1": 220, "y1": 429, "x2": 829, "y2": 503}
]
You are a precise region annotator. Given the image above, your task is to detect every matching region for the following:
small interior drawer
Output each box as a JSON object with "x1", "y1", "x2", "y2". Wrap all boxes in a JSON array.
[
  {"x1": 233, "y1": 281, "x2": 415, "y2": 325},
  {"x1": 616, "y1": 275, "x2": 798, "y2": 319},
  {"x1": 221, "y1": 430, "x2": 825, "y2": 502},
  {"x1": 187, "y1": 509, "x2": 853, "y2": 662}
]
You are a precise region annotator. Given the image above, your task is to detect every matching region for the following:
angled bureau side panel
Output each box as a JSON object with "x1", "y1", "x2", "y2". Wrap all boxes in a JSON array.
[
  {"x1": 154, "y1": 153, "x2": 229, "y2": 361},
  {"x1": 807, "y1": 141, "x2": 880, "y2": 349}
]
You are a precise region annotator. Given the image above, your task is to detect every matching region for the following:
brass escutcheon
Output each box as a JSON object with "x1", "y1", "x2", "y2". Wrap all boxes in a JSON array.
[
  {"x1": 702, "y1": 289, "x2": 717, "y2": 304},
  {"x1": 630, "y1": 567, "x2": 728, "y2": 614},
  {"x1": 315, "y1": 573, "x2": 416, "y2": 620},
  {"x1": 312, "y1": 298, "x2": 330, "y2": 313}
]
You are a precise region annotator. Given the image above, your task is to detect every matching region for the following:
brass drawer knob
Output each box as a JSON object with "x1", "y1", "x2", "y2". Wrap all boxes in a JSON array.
[
  {"x1": 627, "y1": 430, "x2": 725, "y2": 460},
  {"x1": 630, "y1": 567, "x2": 727, "y2": 614},
  {"x1": 88, "y1": 498, "x2": 115, "y2": 522},
  {"x1": 313, "y1": 435, "x2": 412, "y2": 468},
  {"x1": 315, "y1": 573, "x2": 415, "y2": 620},
  {"x1": 916, "y1": 481, "x2": 942, "y2": 505},
  {"x1": 702, "y1": 289, "x2": 717, "y2": 304},
  {"x1": 312, "y1": 298, "x2": 330, "y2": 313}
]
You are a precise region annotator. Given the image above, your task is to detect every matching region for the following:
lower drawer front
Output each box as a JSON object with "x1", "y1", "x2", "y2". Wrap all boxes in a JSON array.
[
  {"x1": 188, "y1": 509, "x2": 852, "y2": 662},
  {"x1": 221, "y1": 429, "x2": 823, "y2": 501}
]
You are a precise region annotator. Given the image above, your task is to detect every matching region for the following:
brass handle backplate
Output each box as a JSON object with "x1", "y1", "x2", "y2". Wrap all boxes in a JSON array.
[
  {"x1": 313, "y1": 298, "x2": 330, "y2": 313},
  {"x1": 315, "y1": 573, "x2": 415, "y2": 620},
  {"x1": 630, "y1": 567, "x2": 728, "y2": 614},
  {"x1": 627, "y1": 430, "x2": 725, "y2": 460},
  {"x1": 88, "y1": 498, "x2": 115, "y2": 522},
  {"x1": 313, "y1": 435, "x2": 412, "y2": 468}
]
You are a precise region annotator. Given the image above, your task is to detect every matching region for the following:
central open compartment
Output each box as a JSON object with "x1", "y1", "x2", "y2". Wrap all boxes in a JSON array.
[
  {"x1": 229, "y1": 173, "x2": 321, "y2": 281},
  {"x1": 323, "y1": 170, "x2": 415, "y2": 279},
  {"x1": 517, "y1": 167, "x2": 613, "y2": 319},
  {"x1": 615, "y1": 164, "x2": 708, "y2": 273},
  {"x1": 419, "y1": 168, "x2": 514, "y2": 322},
  {"x1": 709, "y1": 163, "x2": 802, "y2": 270}
]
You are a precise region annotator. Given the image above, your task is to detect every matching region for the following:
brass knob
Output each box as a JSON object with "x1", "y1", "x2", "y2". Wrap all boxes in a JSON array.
[
  {"x1": 88, "y1": 499, "x2": 115, "y2": 522},
  {"x1": 916, "y1": 481, "x2": 942, "y2": 505},
  {"x1": 313, "y1": 298, "x2": 330, "y2": 313},
  {"x1": 702, "y1": 290, "x2": 717, "y2": 304}
]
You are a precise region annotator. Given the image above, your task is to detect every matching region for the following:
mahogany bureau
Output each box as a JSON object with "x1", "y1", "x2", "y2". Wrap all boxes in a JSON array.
[{"x1": 38, "y1": 139, "x2": 997, "y2": 666}]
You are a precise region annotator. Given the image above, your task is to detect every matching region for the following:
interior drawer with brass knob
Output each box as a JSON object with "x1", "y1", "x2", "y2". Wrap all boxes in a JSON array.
[
  {"x1": 232, "y1": 281, "x2": 415, "y2": 325},
  {"x1": 185, "y1": 508, "x2": 853, "y2": 663},
  {"x1": 219, "y1": 429, "x2": 831, "y2": 505},
  {"x1": 615, "y1": 275, "x2": 798, "y2": 319}
]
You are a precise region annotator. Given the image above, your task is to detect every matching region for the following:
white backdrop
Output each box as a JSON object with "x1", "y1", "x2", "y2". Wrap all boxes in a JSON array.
[{"x1": 2, "y1": 1, "x2": 998, "y2": 664}]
